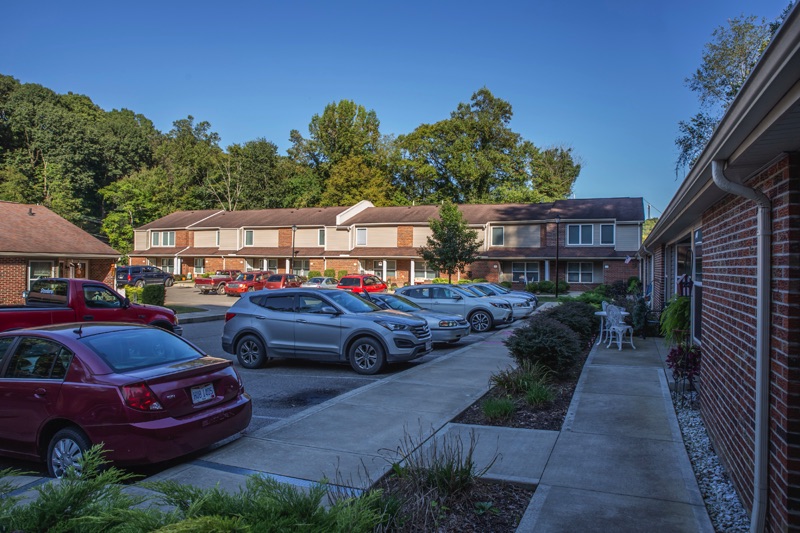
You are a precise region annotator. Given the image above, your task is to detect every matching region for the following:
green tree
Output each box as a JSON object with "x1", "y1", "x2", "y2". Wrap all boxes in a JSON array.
[
  {"x1": 675, "y1": 8, "x2": 790, "y2": 171},
  {"x1": 418, "y1": 201, "x2": 483, "y2": 283},
  {"x1": 642, "y1": 217, "x2": 658, "y2": 241},
  {"x1": 320, "y1": 155, "x2": 400, "y2": 207}
]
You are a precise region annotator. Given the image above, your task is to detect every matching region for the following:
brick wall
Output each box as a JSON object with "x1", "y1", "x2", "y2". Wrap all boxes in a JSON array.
[
  {"x1": 89, "y1": 260, "x2": 116, "y2": 285},
  {"x1": 652, "y1": 245, "x2": 665, "y2": 311},
  {"x1": 603, "y1": 260, "x2": 639, "y2": 286},
  {"x1": 327, "y1": 258, "x2": 360, "y2": 277},
  {"x1": 700, "y1": 153, "x2": 800, "y2": 531},
  {"x1": 397, "y1": 226, "x2": 413, "y2": 247},
  {"x1": 0, "y1": 257, "x2": 28, "y2": 304}
]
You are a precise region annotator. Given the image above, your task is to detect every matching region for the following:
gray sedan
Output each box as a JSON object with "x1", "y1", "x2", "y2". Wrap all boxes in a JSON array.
[{"x1": 365, "y1": 292, "x2": 471, "y2": 344}]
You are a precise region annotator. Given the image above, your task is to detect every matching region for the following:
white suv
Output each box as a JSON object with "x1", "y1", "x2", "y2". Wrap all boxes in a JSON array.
[{"x1": 394, "y1": 284, "x2": 513, "y2": 332}]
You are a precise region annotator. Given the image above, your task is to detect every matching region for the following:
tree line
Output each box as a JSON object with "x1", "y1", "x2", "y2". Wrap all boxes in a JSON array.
[{"x1": 0, "y1": 80, "x2": 581, "y2": 256}]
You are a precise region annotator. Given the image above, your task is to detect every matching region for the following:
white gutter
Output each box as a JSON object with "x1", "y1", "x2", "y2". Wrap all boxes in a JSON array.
[{"x1": 711, "y1": 160, "x2": 771, "y2": 533}]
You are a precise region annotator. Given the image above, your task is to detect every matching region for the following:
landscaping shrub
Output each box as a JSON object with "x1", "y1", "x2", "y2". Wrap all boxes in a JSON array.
[
  {"x1": 337, "y1": 270, "x2": 349, "y2": 279},
  {"x1": 142, "y1": 284, "x2": 166, "y2": 306},
  {"x1": 536, "y1": 280, "x2": 554, "y2": 293},
  {"x1": 308, "y1": 270, "x2": 321, "y2": 278},
  {"x1": 499, "y1": 281, "x2": 512, "y2": 288},
  {"x1": 324, "y1": 268, "x2": 336, "y2": 278},
  {"x1": 432, "y1": 277, "x2": 449, "y2": 284},
  {"x1": 490, "y1": 361, "x2": 553, "y2": 396},
  {"x1": 481, "y1": 397, "x2": 516, "y2": 420},
  {"x1": 544, "y1": 301, "x2": 598, "y2": 346},
  {"x1": 503, "y1": 315, "x2": 580, "y2": 377},
  {"x1": 525, "y1": 383, "x2": 555, "y2": 406},
  {"x1": 123, "y1": 285, "x2": 143, "y2": 303}
]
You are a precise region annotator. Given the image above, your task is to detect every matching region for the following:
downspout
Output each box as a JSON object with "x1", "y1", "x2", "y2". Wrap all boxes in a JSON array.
[{"x1": 711, "y1": 160, "x2": 771, "y2": 533}]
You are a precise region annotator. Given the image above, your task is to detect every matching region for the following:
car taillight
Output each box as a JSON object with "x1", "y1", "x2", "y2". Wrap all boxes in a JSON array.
[
  {"x1": 127, "y1": 274, "x2": 132, "y2": 282},
  {"x1": 122, "y1": 383, "x2": 163, "y2": 411},
  {"x1": 225, "y1": 312, "x2": 236, "y2": 322}
]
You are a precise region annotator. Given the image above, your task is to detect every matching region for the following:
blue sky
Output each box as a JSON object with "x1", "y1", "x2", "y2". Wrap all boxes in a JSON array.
[{"x1": 2, "y1": 0, "x2": 790, "y2": 216}]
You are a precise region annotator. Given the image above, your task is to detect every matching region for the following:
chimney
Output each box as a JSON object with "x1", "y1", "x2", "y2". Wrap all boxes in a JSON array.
[{"x1": 28, "y1": 208, "x2": 34, "y2": 216}]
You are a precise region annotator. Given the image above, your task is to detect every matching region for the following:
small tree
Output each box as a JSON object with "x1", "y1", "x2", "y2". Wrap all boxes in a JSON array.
[{"x1": 418, "y1": 201, "x2": 483, "y2": 283}]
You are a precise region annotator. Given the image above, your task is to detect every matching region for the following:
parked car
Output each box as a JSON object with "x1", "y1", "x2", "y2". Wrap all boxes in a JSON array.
[
  {"x1": 224, "y1": 271, "x2": 272, "y2": 297},
  {"x1": 115, "y1": 265, "x2": 174, "y2": 288},
  {"x1": 0, "y1": 323, "x2": 251, "y2": 477},
  {"x1": 364, "y1": 292, "x2": 470, "y2": 344},
  {"x1": 394, "y1": 284, "x2": 513, "y2": 332},
  {"x1": 459, "y1": 284, "x2": 535, "y2": 320},
  {"x1": 0, "y1": 278, "x2": 182, "y2": 334},
  {"x1": 473, "y1": 282, "x2": 539, "y2": 309},
  {"x1": 302, "y1": 276, "x2": 339, "y2": 289},
  {"x1": 337, "y1": 274, "x2": 387, "y2": 293},
  {"x1": 195, "y1": 270, "x2": 242, "y2": 295},
  {"x1": 263, "y1": 273, "x2": 306, "y2": 289},
  {"x1": 222, "y1": 288, "x2": 432, "y2": 375}
]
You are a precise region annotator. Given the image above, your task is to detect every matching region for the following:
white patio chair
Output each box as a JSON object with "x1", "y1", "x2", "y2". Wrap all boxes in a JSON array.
[{"x1": 606, "y1": 304, "x2": 635, "y2": 351}]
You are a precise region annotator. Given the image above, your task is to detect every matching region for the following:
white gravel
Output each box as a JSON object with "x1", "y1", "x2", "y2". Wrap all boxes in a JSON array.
[{"x1": 672, "y1": 393, "x2": 750, "y2": 532}]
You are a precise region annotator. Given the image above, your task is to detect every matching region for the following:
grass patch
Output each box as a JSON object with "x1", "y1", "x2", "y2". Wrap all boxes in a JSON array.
[
  {"x1": 168, "y1": 305, "x2": 207, "y2": 314},
  {"x1": 525, "y1": 383, "x2": 555, "y2": 406},
  {"x1": 481, "y1": 397, "x2": 516, "y2": 420}
]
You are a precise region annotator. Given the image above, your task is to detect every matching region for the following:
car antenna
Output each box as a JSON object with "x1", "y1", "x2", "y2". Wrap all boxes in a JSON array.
[
  {"x1": 73, "y1": 323, "x2": 84, "y2": 336},
  {"x1": 361, "y1": 289, "x2": 372, "y2": 301}
]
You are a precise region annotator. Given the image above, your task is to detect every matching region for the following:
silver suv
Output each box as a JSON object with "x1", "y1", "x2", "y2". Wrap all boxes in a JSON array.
[
  {"x1": 221, "y1": 288, "x2": 432, "y2": 375},
  {"x1": 460, "y1": 284, "x2": 535, "y2": 320},
  {"x1": 394, "y1": 284, "x2": 513, "y2": 332}
]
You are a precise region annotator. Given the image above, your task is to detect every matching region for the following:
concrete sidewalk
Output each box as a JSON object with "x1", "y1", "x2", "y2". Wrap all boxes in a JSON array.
[{"x1": 139, "y1": 324, "x2": 713, "y2": 531}]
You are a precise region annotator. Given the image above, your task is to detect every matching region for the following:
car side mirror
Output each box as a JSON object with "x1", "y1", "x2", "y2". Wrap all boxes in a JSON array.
[
  {"x1": 122, "y1": 297, "x2": 131, "y2": 308},
  {"x1": 320, "y1": 306, "x2": 339, "y2": 315}
]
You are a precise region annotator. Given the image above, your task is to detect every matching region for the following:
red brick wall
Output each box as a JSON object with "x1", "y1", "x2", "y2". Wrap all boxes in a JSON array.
[
  {"x1": 327, "y1": 258, "x2": 360, "y2": 277},
  {"x1": 0, "y1": 257, "x2": 28, "y2": 304},
  {"x1": 89, "y1": 260, "x2": 116, "y2": 285},
  {"x1": 700, "y1": 154, "x2": 800, "y2": 531},
  {"x1": 398, "y1": 226, "x2": 413, "y2": 247},
  {"x1": 603, "y1": 260, "x2": 639, "y2": 286},
  {"x1": 652, "y1": 245, "x2": 665, "y2": 311}
]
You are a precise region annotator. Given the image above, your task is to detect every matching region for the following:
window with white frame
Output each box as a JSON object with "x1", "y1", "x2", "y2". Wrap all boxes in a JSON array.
[
  {"x1": 28, "y1": 261, "x2": 53, "y2": 288},
  {"x1": 160, "y1": 258, "x2": 175, "y2": 273},
  {"x1": 356, "y1": 228, "x2": 367, "y2": 246},
  {"x1": 151, "y1": 231, "x2": 175, "y2": 247},
  {"x1": 318, "y1": 229, "x2": 325, "y2": 246},
  {"x1": 600, "y1": 224, "x2": 615, "y2": 245},
  {"x1": 194, "y1": 258, "x2": 204, "y2": 274},
  {"x1": 567, "y1": 225, "x2": 592, "y2": 245},
  {"x1": 567, "y1": 262, "x2": 593, "y2": 283},
  {"x1": 491, "y1": 227, "x2": 504, "y2": 246},
  {"x1": 244, "y1": 230, "x2": 254, "y2": 246},
  {"x1": 510, "y1": 262, "x2": 539, "y2": 283},
  {"x1": 416, "y1": 262, "x2": 438, "y2": 280},
  {"x1": 265, "y1": 259, "x2": 278, "y2": 272},
  {"x1": 292, "y1": 259, "x2": 310, "y2": 275},
  {"x1": 373, "y1": 260, "x2": 396, "y2": 279}
]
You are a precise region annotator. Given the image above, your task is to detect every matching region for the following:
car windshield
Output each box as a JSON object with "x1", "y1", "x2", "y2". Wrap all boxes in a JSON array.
[
  {"x1": 339, "y1": 278, "x2": 359, "y2": 287},
  {"x1": 325, "y1": 289, "x2": 381, "y2": 313},
  {"x1": 308, "y1": 277, "x2": 323, "y2": 283},
  {"x1": 451, "y1": 286, "x2": 479, "y2": 298},
  {"x1": 490, "y1": 283, "x2": 511, "y2": 294},
  {"x1": 469, "y1": 285, "x2": 494, "y2": 296},
  {"x1": 80, "y1": 328, "x2": 201, "y2": 372},
  {"x1": 377, "y1": 294, "x2": 421, "y2": 312}
]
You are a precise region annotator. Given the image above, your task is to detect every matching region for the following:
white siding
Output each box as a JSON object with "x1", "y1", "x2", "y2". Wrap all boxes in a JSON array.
[
  {"x1": 134, "y1": 231, "x2": 148, "y2": 250},
  {"x1": 295, "y1": 228, "x2": 319, "y2": 247},
  {"x1": 413, "y1": 227, "x2": 433, "y2": 247},
  {"x1": 194, "y1": 230, "x2": 216, "y2": 247},
  {"x1": 361, "y1": 227, "x2": 397, "y2": 247},
  {"x1": 252, "y1": 229, "x2": 278, "y2": 247},
  {"x1": 219, "y1": 229, "x2": 238, "y2": 250},
  {"x1": 327, "y1": 227, "x2": 350, "y2": 251},
  {"x1": 615, "y1": 224, "x2": 640, "y2": 251}
]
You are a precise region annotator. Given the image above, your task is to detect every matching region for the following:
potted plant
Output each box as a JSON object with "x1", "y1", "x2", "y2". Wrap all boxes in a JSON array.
[{"x1": 659, "y1": 295, "x2": 691, "y2": 346}]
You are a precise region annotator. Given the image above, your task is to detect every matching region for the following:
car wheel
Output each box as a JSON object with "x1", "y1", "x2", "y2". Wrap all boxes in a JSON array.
[
  {"x1": 236, "y1": 334, "x2": 267, "y2": 369},
  {"x1": 469, "y1": 310, "x2": 493, "y2": 332},
  {"x1": 349, "y1": 337, "x2": 386, "y2": 375},
  {"x1": 135, "y1": 280, "x2": 145, "y2": 288},
  {"x1": 47, "y1": 427, "x2": 90, "y2": 478},
  {"x1": 165, "y1": 277, "x2": 174, "y2": 287},
  {"x1": 216, "y1": 284, "x2": 226, "y2": 295}
]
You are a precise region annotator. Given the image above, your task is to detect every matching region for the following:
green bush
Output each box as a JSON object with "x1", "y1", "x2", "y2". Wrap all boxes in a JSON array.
[
  {"x1": 337, "y1": 270, "x2": 349, "y2": 279},
  {"x1": 457, "y1": 279, "x2": 473, "y2": 284},
  {"x1": 525, "y1": 383, "x2": 555, "y2": 406},
  {"x1": 481, "y1": 396, "x2": 516, "y2": 420},
  {"x1": 308, "y1": 270, "x2": 321, "y2": 279},
  {"x1": 499, "y1": 281, "x2": 512, "y2": 288},
  {"x1": 324, "y1": 268, "x2": 336, "y2": 278},
  {"x1": 432, "y1": 277, "x2": 449, "y2": 284},
  {"x1": 660, "y1": 295, "x2": 691, "y2": 346},
  {"x1": 537, "y1": 280, "x2": 554, "y2": 293},
  {"x1": 503, "y1": 315, "x2": 580, "y2": 377},
  {"x1": 490, "y1": 361, "x2": 553, "y2": 396},
  {"x1": 568, "y1": 291, "x2": 606, "y2": 308},
  {"x1": 544, "y1": 301, "x2": 598, "y2": 346},
  {"x1": 123, "y1": 286, "x2": 143, "y2": 303},
  {"x1": 142, "y1": 284, "x2": 166, "y2": 306}
]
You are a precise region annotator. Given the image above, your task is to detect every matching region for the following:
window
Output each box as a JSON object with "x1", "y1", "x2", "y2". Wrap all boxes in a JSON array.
[
  {"x1": 416, "y1": 262, "x2": 438, "y2": 280},
  {"x1": 160, "y1": 258, "x2": 174, "y2": 273},
  {"x1": 259, "y1": 295, "x2": 295, "y2": 312},
  {"x1": 318, "y1": 229, "x2": 325, "y2": 246},
  {"x1": 511, "y1": 262, "x2": 539, "y2": 283},
  {"x1": 372, "y1": 260, "x2": 396, "y2": 279},
  {"x1": 567, "y1": 225, "x2": 593, "y2": 245},
  {"x1": 265, "y1": 259, "x2": 278, "y2": 272},
  {"x1": 356, "y1": 228, "x2": 367, "y2": 246},
  {"x1": 215, "y1": 231, "x2": 220, "y2": 247},
  {"x1": 83, "y1": 286, "x2": 122, "y2": 309},
  {"x1": 151, "y1": 231, "x2": 175, "y2": 247},
  {"x1": 292, "y1": 259, "x2": 310, "y2": 275},
  {"x1": 194, "y1": 258, "x2": 205, "y2": 274},
  {"x1": 567, "y1": 262, "x2": 593, "y2": 283},
  {"x1": 28, "y1": 261, "x2": 53, "y2": 288},
  {"x1": 491, "y1": 227, "x2": 504, "y2": 246},
  {"x1": 244, "y1": 230, "x2": 254, "y2": 246},
  {"x1": 600, "y1": 224, "x2": 615, "y2": 245},
  {"x1": 4, "y1": 338, "x2": 73, "y2": 380}
]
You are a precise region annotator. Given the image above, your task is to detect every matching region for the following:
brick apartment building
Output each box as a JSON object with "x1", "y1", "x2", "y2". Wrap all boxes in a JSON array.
[
  {"x1": 0, "y1": 201, "x2": 119, "y2": 304},
  {"x1": 641, "y1": 6, "x2": 800, "y2": 530},
  {"x1": 129, "y1": 198, "x2": 644, "y2": 291}
]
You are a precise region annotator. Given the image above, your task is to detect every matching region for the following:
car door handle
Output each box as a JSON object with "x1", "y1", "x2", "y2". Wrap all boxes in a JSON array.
[
  {"x1": 83, "y1": 315, "x2": 94, "y2": 320},
  {"x1": 255, "y1": 316, "x2": 266, "y2": 320},
  {"x1": 297, "y1": 319, "x2": 307, "y2": 323},
  {"x1": 34, "y1": 388, "x2": 47, "y2": 396}
]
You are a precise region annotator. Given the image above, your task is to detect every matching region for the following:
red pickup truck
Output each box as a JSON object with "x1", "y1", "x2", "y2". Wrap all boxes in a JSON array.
[
  {"x1": 194, "y1": 270, "x2": 242, "y2": 295},
  {"x1": 0, "y1": 278, "x2": 182, "y2": 334}
]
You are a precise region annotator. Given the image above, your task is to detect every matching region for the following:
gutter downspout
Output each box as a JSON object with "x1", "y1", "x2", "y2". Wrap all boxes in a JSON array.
[{"x1": 711, "y1": 160, "x2": 771, "y2": 533}]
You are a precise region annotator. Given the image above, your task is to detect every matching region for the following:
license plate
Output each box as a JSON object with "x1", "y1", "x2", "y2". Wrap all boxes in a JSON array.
[
  {"x1": 425, "y1": 340, "x2": 432, "y2": 351},
  {"x1": 191, "y1": 383, "x2": 215, "y2": 404}
]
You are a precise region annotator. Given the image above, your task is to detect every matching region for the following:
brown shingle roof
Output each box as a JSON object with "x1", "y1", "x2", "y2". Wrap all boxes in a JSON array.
[
  {"x1": 138, "y1": 210, "x2": 224, "y2": 230},
  {"x1": 140, "y1": 207, "x2": 352, "y2": 230},
  {"x1": 0, "y1": 202, "x2": 119, "y2": 257}
]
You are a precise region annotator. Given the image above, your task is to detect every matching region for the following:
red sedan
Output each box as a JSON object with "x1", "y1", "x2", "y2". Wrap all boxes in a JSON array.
[
  {"x1": 262, "y1": 273, "x2": 305, "y2": 289},
  {"x1": 224, "y1": 270, "x2": 272, "y2": 296},
  {"x1": 0, "y1": 323, "x2": 252, "y2": 477}
]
